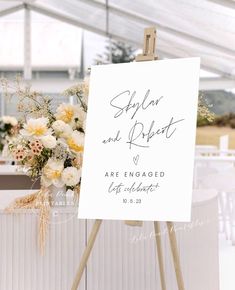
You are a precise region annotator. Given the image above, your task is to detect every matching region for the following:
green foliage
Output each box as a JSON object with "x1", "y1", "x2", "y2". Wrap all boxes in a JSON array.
[
  {"x1": 95, "y1": 39, "x2": 136, "y2": 64},
  {"x1": 197, "y1": 116, "x2": 212, "y2": 127}
]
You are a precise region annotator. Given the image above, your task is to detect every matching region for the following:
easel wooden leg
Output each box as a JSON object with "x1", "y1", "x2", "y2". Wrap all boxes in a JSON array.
[
  {"x1": 167, "y1": 221, "x2": 185, "y2": 290},
  {"x1": 154, "y1": 221, "x2": 167, "y2": 290},
  {"x1": 71, "y1": 219, "x2": 102, "y2": 290}
]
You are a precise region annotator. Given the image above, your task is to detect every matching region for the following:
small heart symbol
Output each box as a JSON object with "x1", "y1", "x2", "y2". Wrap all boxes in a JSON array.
[{"x1": 133, "y1": 154, "x2": 139, "y2": 166}]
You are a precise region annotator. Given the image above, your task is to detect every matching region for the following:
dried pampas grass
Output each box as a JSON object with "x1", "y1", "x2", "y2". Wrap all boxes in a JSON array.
[{"x1": 5, "y1": 187, "x2": 50, "y2": 255}]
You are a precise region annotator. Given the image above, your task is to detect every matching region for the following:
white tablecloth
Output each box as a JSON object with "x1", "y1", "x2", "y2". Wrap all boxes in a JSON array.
[{"x1": 0, "y1": 189, "x2": 219, "y2": 290}]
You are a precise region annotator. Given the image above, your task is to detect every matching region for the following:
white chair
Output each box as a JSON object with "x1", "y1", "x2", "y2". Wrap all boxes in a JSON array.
[
  {"x1": 193, "y1": 162, "x2": 228, "y2": 237},
  {"x1": 199, "y1": 168, "x2": 235, "y2": 244}
]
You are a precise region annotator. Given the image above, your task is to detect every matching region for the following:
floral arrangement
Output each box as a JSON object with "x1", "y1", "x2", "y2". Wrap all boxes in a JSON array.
[
  {"x1": 7, "y1": 82, "x2": 88, "y2": 193},
  {"x1": 10, "y1": 108, "x2": 85, "y2": 191},
  {"x1": 1, "y1": 78, "x2": 89, "y2": 253},
  {"x1": 0, "y1": 115, "x2": 19, "y2": 154}
]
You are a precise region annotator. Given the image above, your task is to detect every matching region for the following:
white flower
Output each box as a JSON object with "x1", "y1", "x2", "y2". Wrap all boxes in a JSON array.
[
  {"x1": 52, "y1": 120, "x2": 66, "y2": 133},
  {"x1": 1, "y1": 116, "x2": 18, "y2": 126},
  {"x1": 20, "y1": 117, "x2": 51, "y2": 138},
  {"x1": 41, "y1": 158, "x2": 64, "y2": 188},
  {"x1": 52, "y1": 120, "x2": 73, "y2": 139},
  {"x1": 55, "y1": 103, "x2": 85, "y2": 128},
  {"x1": 41, "y1": 135, "x2": 57, "y2": 149},
  {"x1": 62, "y1": 167, "x2": 81, "y2": 187},
  {"x1": 67, "y1": 131, "x2": 84, "y2": 153}
]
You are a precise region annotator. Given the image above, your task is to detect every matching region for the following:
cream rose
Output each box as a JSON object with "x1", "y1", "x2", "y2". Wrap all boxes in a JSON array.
[
  {"x1": 52, "y1": 120, "x2": 66, "y2": 133},
  {"x1": 52, "y1": 120, "x2": 73, "y2": 139},
  {"x1": 62, "y1": 167, "x2": 81, "y2": 187},
  {"x1": 41, "y1": 135, "x2": 57, "y2": 149}
]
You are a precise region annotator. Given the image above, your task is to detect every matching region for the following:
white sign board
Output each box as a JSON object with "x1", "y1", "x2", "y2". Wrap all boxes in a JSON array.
[{"x1": 78, "y1": 58, "x2": 200, "y2": 222}]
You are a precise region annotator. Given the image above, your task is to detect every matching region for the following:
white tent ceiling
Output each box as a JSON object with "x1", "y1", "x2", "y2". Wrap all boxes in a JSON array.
[{"x1": 0, "y1": 0, "x2": 234, "y2": 90}]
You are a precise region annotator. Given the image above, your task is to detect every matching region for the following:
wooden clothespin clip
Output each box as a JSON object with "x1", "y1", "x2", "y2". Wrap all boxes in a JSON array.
[{"x1": 135, "y1": 27, "x2": 158, "y2": 61}]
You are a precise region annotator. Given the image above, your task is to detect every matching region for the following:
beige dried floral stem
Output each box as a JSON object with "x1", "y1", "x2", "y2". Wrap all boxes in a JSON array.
[
  {"x1": 63, "y1": 80, "x2": 89, "y2": 112},
  {"x1": 0, "y1": 76, "x2": 54, "y2": 121},
  {"x1": 73, "y1": 184, "x2": 80, "y2": 204},
  {"x1": 5, "y1": 187, "x2": 50, "y2": 255}
]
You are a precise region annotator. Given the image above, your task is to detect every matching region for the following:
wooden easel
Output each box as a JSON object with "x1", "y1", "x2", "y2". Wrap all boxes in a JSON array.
[{"x1": 71, "y1": 27, "x2": 185, "y2": 290}]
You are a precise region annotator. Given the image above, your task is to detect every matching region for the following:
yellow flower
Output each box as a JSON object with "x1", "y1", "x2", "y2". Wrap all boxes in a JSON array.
[
  {"x1": 28, "y1": 126, "x2": 46, "y2": 136},
  {"x1": 60, "y1": 107, "x2": 74, "y2": 123},
  {"x1": 20, "y1": 117, "x2": 51, "y2": 138},
  {"x1": 67, "y1": 131, "x2": 84, "y2": 153},
  {"x1": 46, "y1": 169, "x2": 61, "y2": 179},
  {"x1": 41, "y1": 159, "x2": 64, "y2": 188},
  {"x1": 55, "y1": 103, "x2": 85, "y2": 128},
  {"x1": 67, "y1": 139, "x2": 84, "y2": 152}
]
